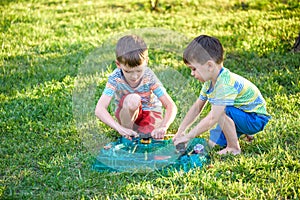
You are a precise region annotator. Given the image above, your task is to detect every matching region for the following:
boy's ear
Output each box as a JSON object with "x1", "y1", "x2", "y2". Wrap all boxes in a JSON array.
[
  {"x1": 115, "y1": 60, "x2": 121, "y2": 68},
  {"x1": 207, "y1": 60, "x2": 216, "y2": 71}
]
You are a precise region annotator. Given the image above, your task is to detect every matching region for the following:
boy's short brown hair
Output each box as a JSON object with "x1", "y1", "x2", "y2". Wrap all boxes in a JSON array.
[
  {"x1": 183, "y1": 35, "x2": 224, "y2": 65},
  {"x1": 116, "y1": 35, "x2": 148, "y2": 67}
]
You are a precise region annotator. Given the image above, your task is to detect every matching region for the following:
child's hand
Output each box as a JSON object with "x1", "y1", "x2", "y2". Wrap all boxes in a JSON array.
[
  {"x1": 173, "y1": 134, "x2": 189, "y2": 146},
  {"x1": 118, "y1": 126, "x2": 138, "y2": 140},
  {"x1": 172, "y1": 131, "x2": 185, "y2": 143},
  {"x1": 151, "y1": 127, "x2": 167, "y2": 140}
]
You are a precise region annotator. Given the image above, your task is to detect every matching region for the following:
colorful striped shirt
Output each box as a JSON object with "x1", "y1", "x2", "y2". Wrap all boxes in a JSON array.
[
  {"x1": 103, "y1": 67, "x2": 166, "y2": 112},
  {"x1": 199, "y1": 67, "x2": 269, "y2": 115}
]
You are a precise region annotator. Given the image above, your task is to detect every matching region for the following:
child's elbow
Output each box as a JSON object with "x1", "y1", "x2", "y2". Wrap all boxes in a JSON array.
[
  {"x1": 168, "y1": 101, "x2": 178, "y2": 115},
  {"x1": 94, "y1": 109, "x2": 99, "y2": 118},
  {"x1": 95, "y1": 106, "x2": 101, "y2": 118},
  {"x1": 173, "y1": 102, "x2": 178, "y2": 114},
  {"x1": 162, "y1": 95, "x2": 177, "y2": 114}
]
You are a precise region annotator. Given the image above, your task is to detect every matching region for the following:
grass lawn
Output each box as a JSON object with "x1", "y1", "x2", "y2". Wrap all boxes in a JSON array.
[{"x1": 1, "y1": 0, "x2": 300, "y2": 199}]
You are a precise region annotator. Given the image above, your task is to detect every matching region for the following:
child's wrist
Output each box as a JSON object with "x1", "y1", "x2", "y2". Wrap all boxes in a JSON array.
[
  {"x1": 159, "y1": 125, "x2": 168, "y2": 130},
  {"x1": 115, "y1": 123, "x2": 123, "y2": 134},
  {"x1": 187, "y1": 130, "x2": 197, "y2": 140},
  {"x1": 177, "y1": 127, "x2": 186, "y2": 134}
]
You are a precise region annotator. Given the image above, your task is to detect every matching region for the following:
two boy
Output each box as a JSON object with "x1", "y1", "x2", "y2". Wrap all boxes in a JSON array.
[{"x1": 95, "y1": 34, "x2": 270, "y2": 155}]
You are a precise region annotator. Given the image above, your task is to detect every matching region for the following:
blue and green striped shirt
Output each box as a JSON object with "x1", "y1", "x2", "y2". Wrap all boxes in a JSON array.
[{"x1": 199, "y1": 67, "x2": 269, "y2": 115}]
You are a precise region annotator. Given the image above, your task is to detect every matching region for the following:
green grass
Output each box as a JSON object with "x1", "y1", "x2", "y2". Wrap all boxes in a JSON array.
[{"x1": 1, "y1": 0, "x2": 300, "y2": 199}]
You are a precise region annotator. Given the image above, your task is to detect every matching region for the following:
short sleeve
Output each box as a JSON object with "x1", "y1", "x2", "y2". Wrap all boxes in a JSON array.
[
  {"x1": 102, "y1": 69, "x2": 120, "y2": 97},
  {"x1": 153, "y1": 86, "x2": 166, "y2": 98},
  {"x1": 148, "y1": 69, "x2": 166, "y2": 98},
  {"x1": 199, "y1": 82, "x2": 209, "y2": 101},
  {"x1": 103, "y1": 84, "x2": 115, "y2": 96},
  {"x1": 211, "y1": 84, "x2": 238, "y2": 105}
]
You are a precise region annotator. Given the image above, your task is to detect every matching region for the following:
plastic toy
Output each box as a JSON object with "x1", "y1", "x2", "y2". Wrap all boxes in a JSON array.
[{"x1": 92, "y1": 134, "x2": 210, "y2": 173}]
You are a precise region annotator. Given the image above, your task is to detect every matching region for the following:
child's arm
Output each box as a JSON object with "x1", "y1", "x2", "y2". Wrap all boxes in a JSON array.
[
  {"x1": 95, "y1": 94, "x2": 138, "y2": 139},
  {"x1": 173, "y1": 99, "x2": 207, "y2": 140},
  {"x1": 151, "y1": 93, "x2": 177, "y2": 139},
  {"x1": 173, "y1": 104, "x2": 225, "y2": 145}
]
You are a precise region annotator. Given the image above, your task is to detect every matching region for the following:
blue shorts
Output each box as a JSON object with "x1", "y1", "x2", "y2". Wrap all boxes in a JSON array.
[{"x1": 209, "y1": 106, "x2": 270, "y2": 147}]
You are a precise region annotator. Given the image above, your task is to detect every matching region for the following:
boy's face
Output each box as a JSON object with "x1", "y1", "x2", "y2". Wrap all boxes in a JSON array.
[
  {"x1": 187, "y1": 61, "x2": 211, "y2": 82},
  {"x1": 117, "y1": 60, "x2": 146, "y2": 87}
]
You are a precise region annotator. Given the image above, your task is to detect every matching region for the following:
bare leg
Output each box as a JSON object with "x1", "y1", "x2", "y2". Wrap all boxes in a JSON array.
[
  {"x1": 119, "y1": 94, "x2": 141, "y2": 129},
  {"x1": 217, "y1": 113, "x2": 241, "y2": 155},
  {"x1": 208, "y1": 140, "x2": 217, "y2": 148}
]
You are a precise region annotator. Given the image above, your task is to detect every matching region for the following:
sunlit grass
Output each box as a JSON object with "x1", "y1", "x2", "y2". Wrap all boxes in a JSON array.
[{"x1": 1, "y1": 0, "x2": 300, "y2": 199}]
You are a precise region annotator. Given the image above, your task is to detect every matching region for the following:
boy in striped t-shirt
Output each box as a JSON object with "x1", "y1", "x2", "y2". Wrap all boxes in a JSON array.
[
  {"x1": 173, "y1": 35, "x2": 270, "y2": 155},
  {"x1": 95, "y1": 35, "x2": 177, "y2": 140}
]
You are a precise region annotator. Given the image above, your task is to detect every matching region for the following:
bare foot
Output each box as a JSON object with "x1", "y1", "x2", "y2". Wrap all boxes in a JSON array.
[
  {"x1": 245, "y1": 135, "x2": 254, "y2": 142},
  {"x1": 241, "y1": 134, "x2": 254, "y2": 143},
  {"x1": 218, "y1": 147, "x2": 241, "y2": 155}
]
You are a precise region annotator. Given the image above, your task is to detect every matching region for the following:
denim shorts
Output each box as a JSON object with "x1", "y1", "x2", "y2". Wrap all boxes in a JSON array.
[{"x1": 209, "y1": 106, "x2": 271, "y2": 146}]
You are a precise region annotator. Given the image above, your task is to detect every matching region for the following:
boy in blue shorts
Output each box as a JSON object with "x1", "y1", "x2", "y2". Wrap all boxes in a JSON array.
[
  {"x1": 95, "y1": 34, "x2": 177, "y2": 140},
  {"x1": 173, "y1": 35, "x2": 270, "y2": 155}
]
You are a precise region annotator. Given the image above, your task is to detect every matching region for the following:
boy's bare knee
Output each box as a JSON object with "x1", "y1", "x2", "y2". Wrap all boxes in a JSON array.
[{"x1": 123, "y1": 94, "x2": 141, "y2": 111}]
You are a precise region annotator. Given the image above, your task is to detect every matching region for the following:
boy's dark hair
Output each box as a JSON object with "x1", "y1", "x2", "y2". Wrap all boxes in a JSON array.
[
  {"x1": 116, "y1": 35, "x2": 148, "y2": 67},
  {"x1": 183, "y1": 35, "x2": 224, "y2": 65}
]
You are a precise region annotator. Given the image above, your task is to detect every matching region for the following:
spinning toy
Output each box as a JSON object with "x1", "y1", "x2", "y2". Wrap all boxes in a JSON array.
[{"x1": 92, "y1": 133, "x2": 210, "y2": 173}]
